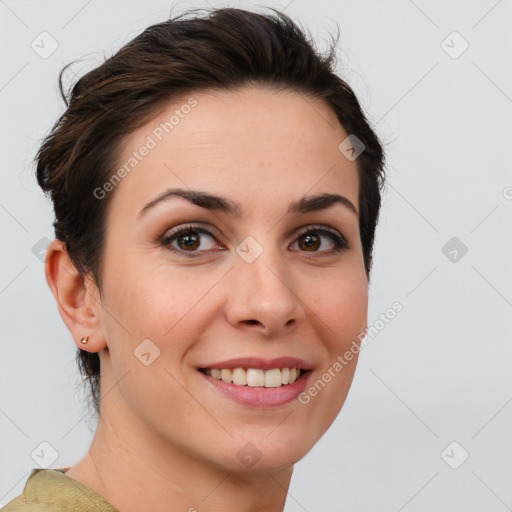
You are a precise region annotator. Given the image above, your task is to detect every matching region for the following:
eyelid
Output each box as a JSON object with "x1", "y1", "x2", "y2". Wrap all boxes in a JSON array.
[
  {"x1": 294, "y1": 224, "x2": 345, "y2": 240},
  {"x1": 291, "y1": 224, "x2": 349, "y2": 252},
  {"x1": 159, "y1": 222, "x2": 349, "y2": 256},
  {"x1": 160, "y1": 222, "x2": 223, "y2": 243}
]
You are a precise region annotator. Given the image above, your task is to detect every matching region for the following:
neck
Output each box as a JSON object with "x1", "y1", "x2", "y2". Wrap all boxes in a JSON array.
[{"x1": 65, "y1": 402, "x2": 294, "y2": 512}]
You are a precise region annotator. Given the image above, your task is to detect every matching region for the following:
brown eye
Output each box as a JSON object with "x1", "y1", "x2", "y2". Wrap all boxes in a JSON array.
[
  {"x1": 298, "y1": 233, "x2": 321, "y2": 251},
  {"x1": 176, "y1": 231, "x2": 201, "y2": 251},
  {"x1": 161, "y1": 224, "x2": 220, "y2": 257},
  {"x1": 291, "y1": 227, "x2": 349, "y2": 254},
  {"x1": 160, "y1": 224, "x2": 348, "y2": 258}
]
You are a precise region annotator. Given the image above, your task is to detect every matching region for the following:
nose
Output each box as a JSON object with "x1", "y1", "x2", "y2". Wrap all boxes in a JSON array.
[{"x1": 225, "y1": 242, "x2": 305, "y2": 337}]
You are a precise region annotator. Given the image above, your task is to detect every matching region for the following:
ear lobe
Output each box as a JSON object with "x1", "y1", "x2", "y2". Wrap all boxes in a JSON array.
[{"x1": 44, "y1": 239, "x2": 106, "y2": 351}]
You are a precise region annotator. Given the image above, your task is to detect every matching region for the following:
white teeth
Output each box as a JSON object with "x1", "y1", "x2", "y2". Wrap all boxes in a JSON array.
[
  {"x1": 264, "y1": 368, "x2": 282, "y2": 388},
  {"x1": 221, "y1": 369, "x2": 232, "y2": 383},
  {"x1": 211, "y1": 368, "x2": 222, "y2": 379},
  {"x1": 247, "y1": 368, "x2": 264, "y2": 387},
  {"x1": 203, "y1": 367, "x2": 303, "y2": 387},
  {"x1": 232, "y1": 368, "x2": 247, "y2": 386}
]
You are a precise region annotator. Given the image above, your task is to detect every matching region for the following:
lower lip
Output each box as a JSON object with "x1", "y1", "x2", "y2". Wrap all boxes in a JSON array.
[{"x1": 198, "y1": 370, "x2": 312, "y2": 408}]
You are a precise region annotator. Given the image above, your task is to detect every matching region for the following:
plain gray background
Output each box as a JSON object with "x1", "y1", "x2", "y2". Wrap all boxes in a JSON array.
[{"x1": 1, "y1": 0, "x2": 511, "y2": 510}]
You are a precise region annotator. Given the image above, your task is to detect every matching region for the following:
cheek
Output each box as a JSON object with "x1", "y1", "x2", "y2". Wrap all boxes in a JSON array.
[
  {"x1": 308, "y1": 269, "x2": 368, "y2": 350},
  {"x1": 102, "y1": 257, "x2": 221, "y2": 356},
  {"x1": 295, "y1": 270, "x2": 367, "y2": 446}
]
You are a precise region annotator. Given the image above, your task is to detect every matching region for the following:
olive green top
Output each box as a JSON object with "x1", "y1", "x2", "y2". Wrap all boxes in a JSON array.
[{"x1": 1, "y1": 467, "x2": 118, "y2": 512}]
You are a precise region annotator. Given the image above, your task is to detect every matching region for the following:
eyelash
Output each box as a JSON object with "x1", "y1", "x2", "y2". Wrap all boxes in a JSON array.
[{"x1": 159, "y1": 223, "x2": 349, "y2": 258}]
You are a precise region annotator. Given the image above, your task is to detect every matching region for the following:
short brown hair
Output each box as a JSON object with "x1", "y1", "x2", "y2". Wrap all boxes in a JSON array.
[{"x1": 35, "y1": 6, "x2": 387, "y2": 418}]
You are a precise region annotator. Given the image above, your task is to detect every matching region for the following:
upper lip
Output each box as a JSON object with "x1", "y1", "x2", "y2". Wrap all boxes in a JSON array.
[{"x1": 198, "y1": 357, "x2": 313, "y2": 371}]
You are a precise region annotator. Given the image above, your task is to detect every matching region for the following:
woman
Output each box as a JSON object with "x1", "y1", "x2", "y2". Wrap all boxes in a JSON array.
[{"x1": 3, "y1": 6, "x2": 386, "y2": 512}]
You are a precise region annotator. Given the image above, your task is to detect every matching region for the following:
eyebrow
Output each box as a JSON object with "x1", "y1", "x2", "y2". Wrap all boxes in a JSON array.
[{"x1": 137, "y1": 188, "x2": 358, "y2": 218}]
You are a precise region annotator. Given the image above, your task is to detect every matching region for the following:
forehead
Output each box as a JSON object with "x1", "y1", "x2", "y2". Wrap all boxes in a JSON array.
[{"x1": 107, "y1": 85, "x2": 359, "y2": 219}]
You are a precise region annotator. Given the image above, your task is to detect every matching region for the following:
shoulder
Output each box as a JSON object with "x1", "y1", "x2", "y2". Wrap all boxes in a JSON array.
[
  {"x1": 1, "y1": 468, "x2": 118, "y2": 512},
  {"x1": 1, "y1": 468, "x2": 47, "y2": 512}
]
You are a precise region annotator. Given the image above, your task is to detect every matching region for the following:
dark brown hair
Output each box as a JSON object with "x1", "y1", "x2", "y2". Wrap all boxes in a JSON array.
[{"x1": 35, "y1": 6, "x2": 387, "y2": 418}]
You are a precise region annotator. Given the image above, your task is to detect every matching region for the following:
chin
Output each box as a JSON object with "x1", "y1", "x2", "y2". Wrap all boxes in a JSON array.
[{"x1": 207, "y1": 428, "x2": 315, "y2": 473}]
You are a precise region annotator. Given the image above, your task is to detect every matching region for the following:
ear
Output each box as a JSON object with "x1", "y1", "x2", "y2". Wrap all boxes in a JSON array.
[{"x1": 44, "y1": 239, "x2": 107, "y2": 352}]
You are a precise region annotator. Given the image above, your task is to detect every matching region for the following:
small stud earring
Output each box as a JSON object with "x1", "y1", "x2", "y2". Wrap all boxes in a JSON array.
[{"x1": 80, "y1": 336, "x2": 90, "y2": 344}]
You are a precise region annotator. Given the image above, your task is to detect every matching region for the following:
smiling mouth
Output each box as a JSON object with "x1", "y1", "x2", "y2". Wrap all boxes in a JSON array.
[{"x1": 198, "y1": 367, "x2": 309, "y2": 388}]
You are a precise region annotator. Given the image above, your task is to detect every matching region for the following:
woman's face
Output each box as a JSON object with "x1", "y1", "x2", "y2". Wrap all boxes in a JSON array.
[{"x1": 93, "y1": 85, "x2": 368, "y2": 471}]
